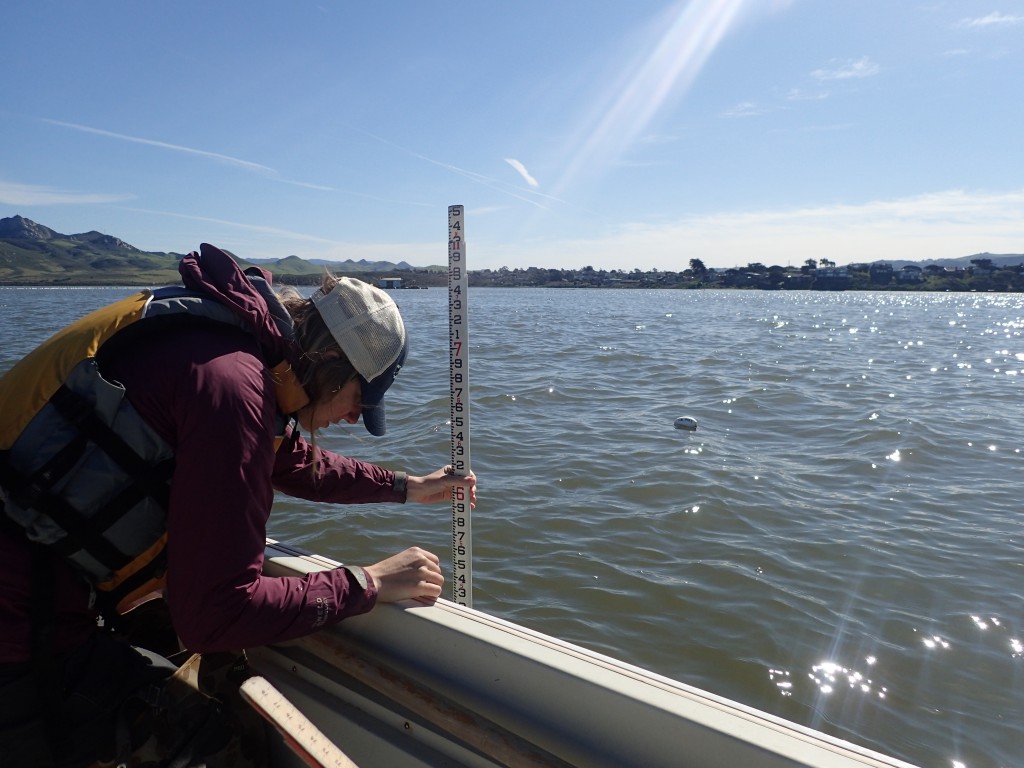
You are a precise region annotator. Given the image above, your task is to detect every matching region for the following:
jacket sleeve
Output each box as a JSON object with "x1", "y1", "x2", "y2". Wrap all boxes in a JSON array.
[
  {"x1": 271, "y1": 427, "x2": 406, "y2": 504},
  {"x1": 110, "y1": 327, "x2": 379, "y2": 653}
]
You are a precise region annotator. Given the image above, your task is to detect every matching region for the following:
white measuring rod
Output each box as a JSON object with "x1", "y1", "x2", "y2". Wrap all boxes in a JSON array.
[{"x1": 447, "y1": 204, "x2": 472, "y2": 607}]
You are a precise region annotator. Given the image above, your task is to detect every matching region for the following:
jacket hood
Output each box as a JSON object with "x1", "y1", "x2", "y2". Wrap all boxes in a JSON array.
[{"x1": 178, "y1": 243, "x2": 299, "y2": 367}]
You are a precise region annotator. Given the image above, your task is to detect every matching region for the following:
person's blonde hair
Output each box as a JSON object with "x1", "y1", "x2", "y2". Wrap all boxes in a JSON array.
[
  {"x1": 278, "y1": 275, "x2": 360, "y2": 472},
  {"x1": 278, "y1": 274, "x2": 359, "y2": 406}
]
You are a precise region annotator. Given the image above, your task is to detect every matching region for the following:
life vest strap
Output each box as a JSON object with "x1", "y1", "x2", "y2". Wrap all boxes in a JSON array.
[
  {"x1": 95, "y1": 536, "x2": 169, "y2": 616},
  {"x1": 0, "y1": 384, "x2": 175, "y2": 575},
  {"x1": 48, "y1": 385, "x2": 173, "y2": 508},
  {"x1": 0, "y1": 451, "x2": 129, "y2": 571}
]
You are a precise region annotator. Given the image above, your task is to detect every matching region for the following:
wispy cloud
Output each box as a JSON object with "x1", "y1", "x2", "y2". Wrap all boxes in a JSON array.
[
  {"x1": 637, "y1": 132, "x2": 684, "y2": 145},
  {"x1": 479, "y1": 188, "x2": 1024, "y2": 271},
  {"x1": 116, "y1": 206, "x2": 443, "y2": 264},
  {"x1": 792, "y1": 122, "x2": 854, "y2": 133},
  {"x1": 811, "y1": 56, "x2": 880, "y2": 81},
  {"x1": 118, "y1": 207, "x2": 339, "y2": 241},
  {"x1": 410, "y1": 151, "x2": 549, "y2": 208},
  {"x1": 350, "y1": 126, "x2": 564, "y2": 209},
  {"x1": 40, "y1": 118, "x2": 333, "y2": 190},
  {"x1": 786, "y1": 87, "x2": 829, "y2": 101},
  {"x1": 0, "y1": 179, "x2": 130, "y2": 206},
  {"x1": 42, "y1": 119, "x2": 276, "y2": 173},
  {"x1": 958, "y1": 13, "x2": 1024, "y2": 28},
  {"x1": 721, "y1": 100, "x2": 768, "y2": 118},
  {"x1": 276, "y1": 178, "x2": 335, "y2": 192},
  {"x1": 505, "y1": 158, "x2": 539, "y2": 188},
  {"x1": 111, "y1": 189, "x2": 1024, "y2": 270}
]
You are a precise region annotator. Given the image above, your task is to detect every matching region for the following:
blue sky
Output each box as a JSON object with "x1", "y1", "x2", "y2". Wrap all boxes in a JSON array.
[{"x1": 2, "y1": 1, "x2": 1022, "y2": 271}]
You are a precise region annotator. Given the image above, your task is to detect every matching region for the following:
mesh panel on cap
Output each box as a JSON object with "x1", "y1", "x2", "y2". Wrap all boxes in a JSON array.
[
  {"x1": 312, "y1": 279, "x2": 406, "y2": 380},
  {"x1": 348, "y1": 304, "x2": 405, "y2": 380}
]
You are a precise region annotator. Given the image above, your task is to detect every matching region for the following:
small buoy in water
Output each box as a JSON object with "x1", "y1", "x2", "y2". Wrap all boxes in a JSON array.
[{"x1": 674, "y1": 416, "x2": 698, "y2": 431}]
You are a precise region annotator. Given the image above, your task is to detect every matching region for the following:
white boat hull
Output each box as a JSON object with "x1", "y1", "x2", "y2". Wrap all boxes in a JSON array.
[{"x1": 255, "y1": 540, "x2": 920, "y2": 768}]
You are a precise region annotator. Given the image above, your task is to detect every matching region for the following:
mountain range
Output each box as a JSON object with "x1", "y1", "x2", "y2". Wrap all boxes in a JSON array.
[{"x1": 0, "y1": 215, "x2": 430, "y2": 285}]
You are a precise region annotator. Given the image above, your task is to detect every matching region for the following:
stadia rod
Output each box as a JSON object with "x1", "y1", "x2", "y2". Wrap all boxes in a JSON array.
[{"x1": 447, "y1": 205, "x2": 472, "y2": 607}]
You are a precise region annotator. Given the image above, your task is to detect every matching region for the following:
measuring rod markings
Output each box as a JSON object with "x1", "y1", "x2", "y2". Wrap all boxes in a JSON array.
[{"x1": 448, "y1": 204, "x2": 472, "y2": 607}]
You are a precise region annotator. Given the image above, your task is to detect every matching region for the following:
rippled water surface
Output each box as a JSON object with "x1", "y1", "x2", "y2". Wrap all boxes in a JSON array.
[{"x1": 2, "y1": 286, "x2": 1022, "y2": 768}]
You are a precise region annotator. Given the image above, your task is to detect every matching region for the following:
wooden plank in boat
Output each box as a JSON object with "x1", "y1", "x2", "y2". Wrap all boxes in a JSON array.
[{"x1": 240, "y1": 675, "x2": 359, "y2": 768}]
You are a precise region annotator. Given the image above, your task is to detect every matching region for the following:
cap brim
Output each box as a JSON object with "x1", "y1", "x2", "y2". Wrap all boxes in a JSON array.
[
  {"x1": 360, "y1": 384, "x2": 388, "y2": 436},
  {"x1": 358, "y1": 339, "x2": 408, "y2": 436}
]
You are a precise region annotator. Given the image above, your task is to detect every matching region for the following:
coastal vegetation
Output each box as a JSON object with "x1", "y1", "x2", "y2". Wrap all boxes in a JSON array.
[
  {"x1": 2, "y1": 215, "x2": 1021, "y2": 291},
  {"x1": 471, "y1": 257, "x2": 1024, "y2": 292}
]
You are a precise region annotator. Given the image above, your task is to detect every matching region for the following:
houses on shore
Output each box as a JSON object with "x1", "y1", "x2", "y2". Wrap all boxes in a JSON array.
[{"x1": 467, "y1": 258, "x2": 1024, "y2": 291}]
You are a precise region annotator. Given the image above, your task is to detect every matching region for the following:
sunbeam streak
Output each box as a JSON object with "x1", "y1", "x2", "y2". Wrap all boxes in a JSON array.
[{"x1": 553, "y1": 0, "x2": 791, "y2": 197}]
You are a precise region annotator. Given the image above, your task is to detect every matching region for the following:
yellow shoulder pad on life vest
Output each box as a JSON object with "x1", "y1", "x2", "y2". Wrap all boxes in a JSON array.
[{"x1": 0, "y1": 291, "x2": 151, "y2": 450}]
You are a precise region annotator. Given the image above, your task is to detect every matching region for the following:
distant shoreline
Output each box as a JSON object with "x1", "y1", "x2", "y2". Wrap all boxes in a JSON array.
[
  {"x1": 4, "y1": 216, "x2": 1022, "y2": 292},
  {"x1": 3, "y1": 280, "x2": 1023, "y2": 293}
]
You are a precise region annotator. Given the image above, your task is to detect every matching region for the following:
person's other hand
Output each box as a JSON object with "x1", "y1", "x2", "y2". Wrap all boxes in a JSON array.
[{"x1": 363, "y1": 546, "x2": 444, "y2": 603}]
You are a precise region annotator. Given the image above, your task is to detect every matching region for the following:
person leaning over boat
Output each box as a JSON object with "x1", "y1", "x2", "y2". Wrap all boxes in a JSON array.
[{"x1": 0, "y1": 242, "x2": 476, "y2": 766}]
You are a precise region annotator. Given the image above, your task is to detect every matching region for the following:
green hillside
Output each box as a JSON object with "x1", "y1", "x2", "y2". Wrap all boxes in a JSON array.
[{"x1": 0, "y1": 216, "x2": 444, "y2": 286}]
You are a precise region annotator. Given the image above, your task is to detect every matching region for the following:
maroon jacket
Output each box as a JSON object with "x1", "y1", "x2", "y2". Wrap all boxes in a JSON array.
[{"x1": 0, "y1": 246, "x2": 404, "y2": 663}]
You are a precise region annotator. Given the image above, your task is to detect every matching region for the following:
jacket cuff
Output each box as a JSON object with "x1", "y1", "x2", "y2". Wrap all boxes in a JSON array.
[
  {"x1": 342, "y1": 566, "x2": 378, "y2": 610},
  {"x1": 392, "y1": 470, "x2": 408, "y2": 503}
]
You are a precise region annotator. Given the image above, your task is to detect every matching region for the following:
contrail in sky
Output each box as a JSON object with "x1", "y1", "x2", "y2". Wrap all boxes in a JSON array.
[
  {"x1": 40, "y1": 118, "x2": 334, "y2": 190},
  {"x1": 42, "y1": 118, "x2": 276, "y2": 172}
]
